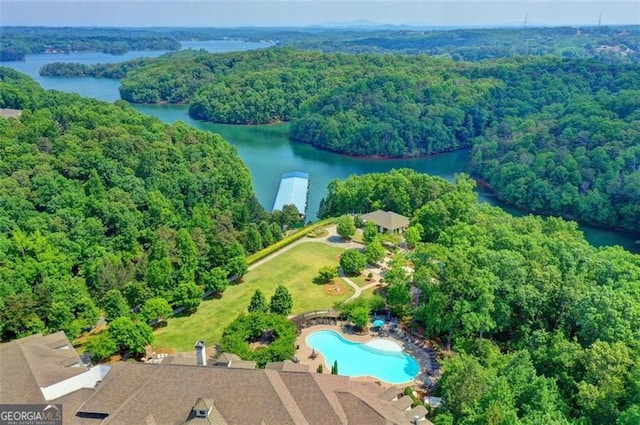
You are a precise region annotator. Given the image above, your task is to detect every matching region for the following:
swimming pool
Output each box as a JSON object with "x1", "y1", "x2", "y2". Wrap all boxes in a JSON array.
[{"x1": 306, "y1": 330, "x2": 420, "y2": 384}]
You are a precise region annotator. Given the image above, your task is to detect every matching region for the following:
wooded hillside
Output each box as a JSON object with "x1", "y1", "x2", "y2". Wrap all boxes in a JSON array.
[{"x1": 0, "y1": 68, "x2": 271, "y2": 342}]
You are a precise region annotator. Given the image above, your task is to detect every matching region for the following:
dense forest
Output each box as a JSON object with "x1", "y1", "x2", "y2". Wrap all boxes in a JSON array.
[
  {"x1": 14, "y1": 25, "x2": 640, "y2": 61},
  {"x1": 38, "y1": 45, "x2": 640, "y2": 231},
  {"x1": 321, "y1": 169, "x2": 640, "y2": 425},
  {"x1": 0, "y1": 27, "x2": 180, "y2": 61},
  {"x1": 0, "y1": 68, "x2": 292, "y2": 344},
  {"x1": 283, "y1": 26, "x2": 640, "y2": 61}
]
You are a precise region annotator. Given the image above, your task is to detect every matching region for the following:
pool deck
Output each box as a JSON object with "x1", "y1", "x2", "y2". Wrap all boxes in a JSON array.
[{"x1": 296, "y1": 324, "x2": 435, "y2": 389}]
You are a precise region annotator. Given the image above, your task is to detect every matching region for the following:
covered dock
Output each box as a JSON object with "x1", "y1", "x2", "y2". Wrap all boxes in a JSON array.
[{"x1": 272, "y1": 171, "x2": 309, "y2": 216}]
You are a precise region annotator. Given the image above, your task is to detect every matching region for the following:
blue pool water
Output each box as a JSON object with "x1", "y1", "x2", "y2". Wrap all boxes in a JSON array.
[{"x1": 306, "y1": 330, "x2": 420, "y2": 384}]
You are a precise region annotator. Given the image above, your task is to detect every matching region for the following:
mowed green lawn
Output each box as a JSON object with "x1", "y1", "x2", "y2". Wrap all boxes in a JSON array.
[{"x1": 153, "y1": 242, "x2": 351, "y2": 352}]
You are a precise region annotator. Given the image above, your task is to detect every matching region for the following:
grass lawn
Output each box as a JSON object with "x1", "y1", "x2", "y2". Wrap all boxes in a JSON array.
[
  {"x1": 153, "y1": 242, "x2": 350, "y2": 352},
  {"x1": 350, "y1": 264, "x2": 381, "y2": 287},
  {"x1": 359, "y1": 285, "x2": 385, "y2": 302}
]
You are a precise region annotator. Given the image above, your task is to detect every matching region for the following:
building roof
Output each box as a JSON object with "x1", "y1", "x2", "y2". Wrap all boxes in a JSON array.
[
  {"x1": 0, "y1": 332, "x2": 87, "y2": 404},
  {"x1": 185, "y1": 398, "x2": 228, "y2": 425},
  {"x1": 265, "y1": 360, "x2": 310, "y2": 373},
  {"x1": 272, "y1": 172, "x2": 309, "y2": 215},
  {"x1": 1, "y1": 332, "x2": 429, "y2": 425},
  {"x1": 0, "y1": 108, "x2": 22, "y2": 119},
  {"x1": 361, "y1": 210, "x2": 410, "y2": 232},
  {"x1": 208, "y1": 352, "x2": 256, "y2": 369}
]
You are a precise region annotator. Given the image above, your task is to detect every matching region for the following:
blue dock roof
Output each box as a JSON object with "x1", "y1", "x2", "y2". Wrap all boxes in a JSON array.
[{"x1": 272, "y1": 172, "x2": 309, "y2": 215}]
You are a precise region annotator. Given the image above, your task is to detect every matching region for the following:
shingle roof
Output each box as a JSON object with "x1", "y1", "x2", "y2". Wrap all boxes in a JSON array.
[
  {"x1": 185, "y1": 398, "x2": 228, "y2": 425},
  {"x1": 265, "y1": 360, "x2": 310, "y2": 373},
  {"x1": 0, "y1": 332, "x2": 86, "y2": 403},
  {"x1": 2, "y1": 332, "x2": 424, "y2": 425},
  {"x1": 279, "y1": 372, "x2": 343, "y2": 425},
  {"x1": 361, "y1": 210, "x2": 410, "y2": 232},
  {"x1": 335, "y1": 392, "x2": 388, "y2": 425}
]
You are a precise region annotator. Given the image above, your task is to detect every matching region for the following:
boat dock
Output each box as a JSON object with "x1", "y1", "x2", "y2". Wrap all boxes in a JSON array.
[{"x1": 272, "y1": 171, "x2": 309, "y2": 217}]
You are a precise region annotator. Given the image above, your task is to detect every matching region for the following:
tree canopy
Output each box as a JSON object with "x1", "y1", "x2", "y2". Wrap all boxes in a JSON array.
[
  {"x1": 35, "y1": 45, "x2": 640, "y2": 231},
  {"x1": 0, "y1": 68, "x2": 264, "y2": 342},
  {"x1": 332, "y1": 169, "x2": 640, "y2": 425}
]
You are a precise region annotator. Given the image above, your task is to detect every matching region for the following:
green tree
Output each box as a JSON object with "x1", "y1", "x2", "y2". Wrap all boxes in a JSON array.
[
  {"x1": 364, "y1": 237, "x2": 385, "y2": 265},
  {"x1": 576, "y1": 341, "x2": 634, "y2": 424},
  {"x1": 269, "y1": 285, "x2": 293, "y2": 316},
  {"x1": 280, "y1": 204, "x2": 302, "y2": 229},
  {"x1": 84, "y1": 332, "x2": 117, "y2": 362},
  {"x1": 242, "y1": 223, "x2": 263, "y2": 254},
  {"x1": 139, "y1": 297, "x2": 173, "y2": 325},
  {"x1": 121, "y1": 281, "x2": 152, "y2": 310},
  {"x1": 337, "y1": 215, "x2": 356, "y2": 239},
  {"x1": 102, "y1": 289, "x2": 129, "y2": 323},
  {"x1": 269, "y1": 222, "x2": 283, "y2": 241},
  {"x1": 349, "y1": 306, "x2": 370, "y2": 330},
  {"x1": 258, "y1": 221, "x2": 275, "y2": 247},
  {"x1": 439, "y1": 353, "x2": 492, "y2": 419},
  {"x1": 200, "y1": 267, "x2": 228, "y2": 295},
  {"x1": 340, "y1": 249, "x2": 367, "y2": 276},
  {"x1": 47, "y1": 301, "x2": 74, "y2": 334},
  {"x1": 108, "y1": 316, "x2": 153, "y2": 356},
  {"x1": 386, "y1": 282, "x2": 411, "y2": 317},
  {"x1": 173, "y1": 281, "x2": 204, "y2": 313},
  {"x1": 175, "y1": 228, "x2": 198, "y2": 283},
  {"x1": 317, "y1": 265, "x2": 338, "y2": 283},
  {"x1": 248, "y1": 289, "x2": 268, "y2": 313},
  {"x1": 369, "y1": 294, "x2": 386, "y2": 313},
  {"x1": 331, "y1": 359, "x2": 339, "y2": 375},
  {"x1": 404, "y1": 224, "x2": 423, "y2": 249},
  {"x1": 0, "y1": 293, "x2": 46, "y2": 340},
  {"x1": 363, "y1": 220, "x2": 379, "y2": 244},
  {"x1": 225, "y1": 255, "x2": 248, "y2": 281},
  {"x1": 147, "y1": 257, "x2": 173, "y2": 295}
]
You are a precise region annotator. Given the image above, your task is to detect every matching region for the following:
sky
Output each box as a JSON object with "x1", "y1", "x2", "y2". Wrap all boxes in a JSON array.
[{"x1": 1, "y1": 0, "x2": 638, "y2": 28}]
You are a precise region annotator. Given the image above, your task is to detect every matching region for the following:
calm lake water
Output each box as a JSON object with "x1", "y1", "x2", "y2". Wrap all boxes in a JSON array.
[{"x1": 3, "y1": 40, "x2": 638, "y2": 251}]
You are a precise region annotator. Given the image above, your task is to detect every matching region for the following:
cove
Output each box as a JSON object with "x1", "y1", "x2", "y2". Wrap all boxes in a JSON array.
[
  {"x1": 133, "y1": 104, "x2": 639, "y2": 252},
  {"x1": 2, "y1": 42, "x2": 638, "y2": 251}
]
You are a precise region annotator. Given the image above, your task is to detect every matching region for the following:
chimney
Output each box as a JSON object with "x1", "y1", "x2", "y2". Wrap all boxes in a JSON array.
[
  {"x1": 413, "y1": 415, "x2": 421, "y2": 424},
  {"x1": 195, "y1": 340, "x2": 206, "y2": 366}
]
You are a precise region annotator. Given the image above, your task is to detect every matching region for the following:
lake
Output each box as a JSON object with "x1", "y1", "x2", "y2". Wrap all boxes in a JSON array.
[{"x1": 3, "y1": 40, "x2": 638, "y2": 251}]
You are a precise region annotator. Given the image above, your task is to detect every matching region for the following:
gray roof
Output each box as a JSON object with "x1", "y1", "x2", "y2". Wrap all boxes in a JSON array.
[
  {"x1": 0, "y1": 108, "x2": 22, "y2": 119},
  {"x1": 265, "y1": 360, "x2": 310, "y2": 373},
  {"x1": 209, "y1": 352, "x2": 256, "y2": 369},
  {"x1": 185, "y1": 398, "x2": 228, "y2": 425},
  {"x1": 2, "y1": 332, "x2": 425, "y2": 425},
  {"x1": 361, "y1": 210, "x2": 410, "y2": 231},
  {"x1": 272, "y1": 172, "x2": 309, "y2": 215},
  {"x1": 0, "y1": 332, "x2": 86, "y2": 404}
]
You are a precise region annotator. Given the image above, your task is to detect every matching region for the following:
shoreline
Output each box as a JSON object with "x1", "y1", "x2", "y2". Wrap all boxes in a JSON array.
[{"x1": 475, "y1": 178, "x2": 640, "y2": 240}]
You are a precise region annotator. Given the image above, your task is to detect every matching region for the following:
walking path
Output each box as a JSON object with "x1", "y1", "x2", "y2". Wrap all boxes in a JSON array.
[{"x1": 249, "y1": 224, "x2": 370, "y2": 303}]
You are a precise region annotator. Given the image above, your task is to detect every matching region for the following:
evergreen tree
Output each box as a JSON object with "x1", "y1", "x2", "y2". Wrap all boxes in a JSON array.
[
  {"x1": 248, "y1": 289, "x2": 268, "y2": 313},
  {"x1": 269, "y1": 285, "x2": 293, "y2": 316}
]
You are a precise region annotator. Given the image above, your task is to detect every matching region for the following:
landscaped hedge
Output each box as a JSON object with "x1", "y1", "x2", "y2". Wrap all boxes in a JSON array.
[
  {"x1": 246, "y1": 218, "x2": 338, "y2": 265},
  {"x1": 219, "y1": 312, "x2": 296, "y2": 367}
]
